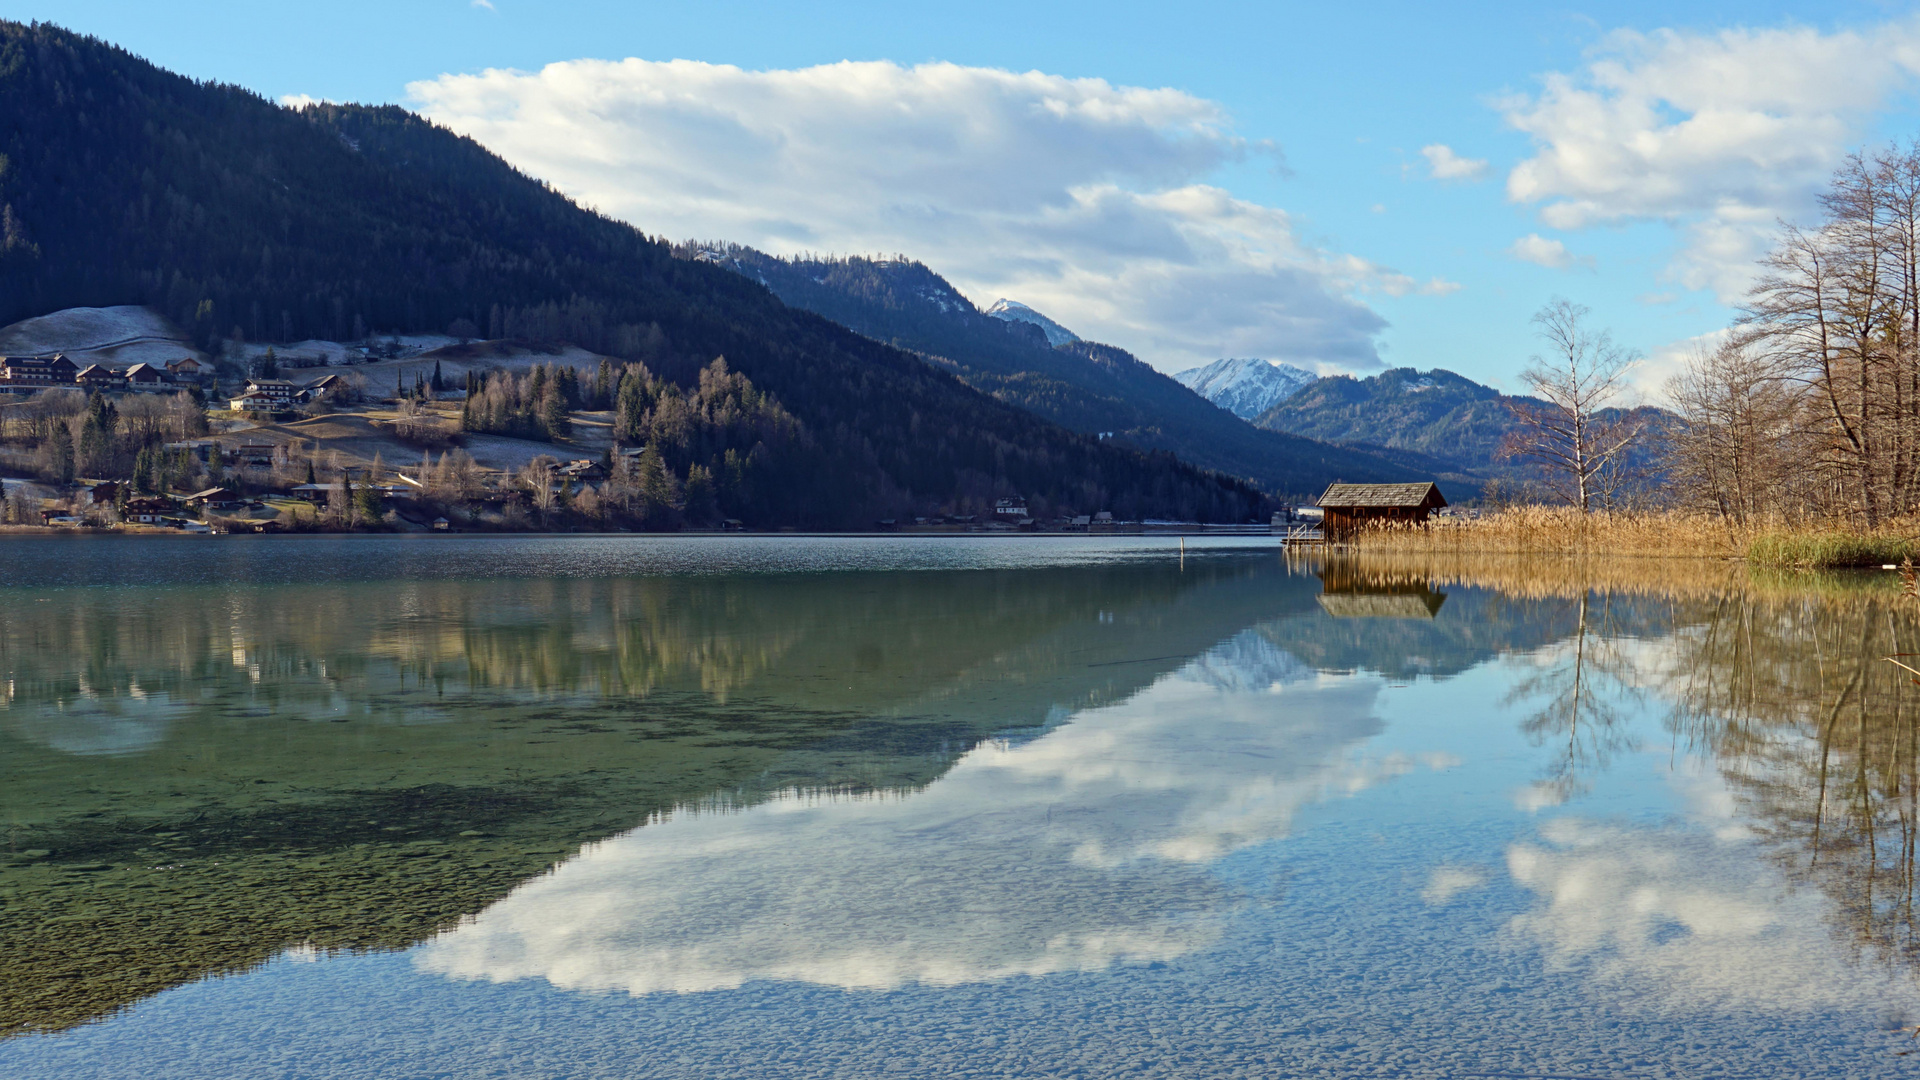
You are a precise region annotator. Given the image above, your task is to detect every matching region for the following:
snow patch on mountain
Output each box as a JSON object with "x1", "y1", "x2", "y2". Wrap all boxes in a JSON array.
[
  {"x1": 0, "y1": 305, "x2": 205, "y2": 367},
  {"x1": 1173, "y1": 358, "x2": 1318, "y2": 420},
  {"x1": 986, "y1": 299, "x2": 1079, "y2": 347}
]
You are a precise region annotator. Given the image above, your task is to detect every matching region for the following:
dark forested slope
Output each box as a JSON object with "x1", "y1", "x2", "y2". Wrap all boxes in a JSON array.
[
  {"x1": 0, "y1": 22, "x2": 1266, "y2": 524},
  {"x1": 691, "y1": 245, "x2": 1444, "y2": 498}
]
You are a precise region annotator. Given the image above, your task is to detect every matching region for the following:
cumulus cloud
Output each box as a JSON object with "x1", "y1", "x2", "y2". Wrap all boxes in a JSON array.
[
  {"x1": 1503, "y1": 20, "x2": 1920, "y2": 300},
  {"x1": 1421, "y1": 144, "x2": 1488, "y2": 182},
  {"x1": 416, "y1": 633, "x2": 1405, "y2": 995},
  {"x1": 1507, "y1": 233, "x2": 1586, "y2": 269},
  {"x1": 279, "y1": 93, "x2": 327, "y2": 109},
  {"x1": 407, "y1": 59, "x2": 1437, "y2": 371}
]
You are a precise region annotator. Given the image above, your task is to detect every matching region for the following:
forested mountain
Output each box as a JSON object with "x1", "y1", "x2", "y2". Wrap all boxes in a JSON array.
[
  {"x1": 684, "y1": 245, "x2": 1448, "y2": 498},
  {"x1": 1257, "y1": 367, "x2": 1670, "y2": 484},
  {"x1": 1257, "y1": 369, "x2": 1527, "y2": 474},
  {"x1": 0, "y1": 21, "x2": 1268, "y2": 525}
]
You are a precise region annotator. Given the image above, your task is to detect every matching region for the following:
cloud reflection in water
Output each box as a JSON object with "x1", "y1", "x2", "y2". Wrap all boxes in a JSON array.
[{"x1": 416, "y1": 632, "x2": 1414, "y2": 995}]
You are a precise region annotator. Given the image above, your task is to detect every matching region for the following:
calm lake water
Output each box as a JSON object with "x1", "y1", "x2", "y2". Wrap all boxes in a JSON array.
[{"x1": 2, "y1": 535, "x2": 1918, "y2": 1078}]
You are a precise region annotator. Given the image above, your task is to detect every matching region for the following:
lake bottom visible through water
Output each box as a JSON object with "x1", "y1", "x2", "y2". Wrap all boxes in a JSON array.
[{"x1": 0, "y1": 535, "x2": 1915, "y2": 1078}]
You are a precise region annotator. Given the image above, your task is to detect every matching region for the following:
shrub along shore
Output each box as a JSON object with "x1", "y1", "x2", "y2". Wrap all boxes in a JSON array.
[{"x1": 1337, "y1": 507, "x2": 1919, "y2": 569}]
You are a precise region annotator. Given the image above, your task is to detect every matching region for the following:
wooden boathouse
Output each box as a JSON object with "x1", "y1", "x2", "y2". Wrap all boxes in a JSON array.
[{"x1": 1315, "y1": 482, "x2": 1448, "y2": 540}]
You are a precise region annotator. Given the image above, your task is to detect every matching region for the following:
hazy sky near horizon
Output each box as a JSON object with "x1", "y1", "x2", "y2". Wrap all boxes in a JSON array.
[{"x1": 9, "y1": 1, "x2": 1920, "y2": 392}]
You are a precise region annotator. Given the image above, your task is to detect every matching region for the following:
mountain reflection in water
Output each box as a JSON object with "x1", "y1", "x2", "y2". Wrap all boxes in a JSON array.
[{"x1": 9, "y1": 543, "x2": 1920, "y2": 1079}]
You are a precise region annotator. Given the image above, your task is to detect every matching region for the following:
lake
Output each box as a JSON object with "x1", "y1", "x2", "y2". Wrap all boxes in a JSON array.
[{"x1": 1, "y1": 535, "x2": 1916, "y2": 1078}]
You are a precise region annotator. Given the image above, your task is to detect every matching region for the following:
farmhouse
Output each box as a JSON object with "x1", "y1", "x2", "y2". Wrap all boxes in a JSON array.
[{"x1": 1315, "y1": 482, "x2": 1448, "y2": 539}]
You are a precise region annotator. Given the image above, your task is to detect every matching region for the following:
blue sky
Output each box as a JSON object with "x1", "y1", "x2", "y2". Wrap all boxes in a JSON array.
[{"x1": 8, "y1": 1, "x2": 1920, "y2": 392}]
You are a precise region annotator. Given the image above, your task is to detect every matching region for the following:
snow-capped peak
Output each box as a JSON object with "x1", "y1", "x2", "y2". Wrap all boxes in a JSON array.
[
  {"x1": 1172, "y1": 358, "x2": 1318, "y2": 420},
  {"x1": 985, "y1": 299, "x2": 1080, "y2": 347}
]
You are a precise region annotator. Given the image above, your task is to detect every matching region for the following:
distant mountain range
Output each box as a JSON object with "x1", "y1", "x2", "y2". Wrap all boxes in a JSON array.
[
  {"x1": 1173, "y1": 358, "x2": 1318, "y2": 420},
  {"x1": 688, "y1": 244, "x2": 1458, "y2": 498}
]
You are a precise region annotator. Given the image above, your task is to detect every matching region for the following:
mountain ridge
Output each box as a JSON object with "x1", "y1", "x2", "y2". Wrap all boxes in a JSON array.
[
  {"x1": 0, "y1": 21, "x2": 1267, "y2": 525},
  {"x1": 682, "y1": 244, "x2": 1474, "y2": 498}
]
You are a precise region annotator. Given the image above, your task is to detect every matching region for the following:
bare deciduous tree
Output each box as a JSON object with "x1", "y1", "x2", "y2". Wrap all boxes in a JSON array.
[{"x1": 1503, "y1": 299, "x2": 1644, "y2": 512}]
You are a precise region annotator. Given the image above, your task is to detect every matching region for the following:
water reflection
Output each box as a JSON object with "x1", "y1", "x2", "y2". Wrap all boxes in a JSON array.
[
  {"x1": 13, "y1": 545, "x2": 1920, "y2": 1078},
  {"x1": 418, "y1": 633, "x2": 1420, "y2": 994}
]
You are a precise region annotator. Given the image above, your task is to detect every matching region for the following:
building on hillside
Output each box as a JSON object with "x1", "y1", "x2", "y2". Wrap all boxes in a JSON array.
[
  {"x1": 123, "y1": 497, "x2": 176, "y2": 524},
  {"x1": 303, "y1": 374, "x2": 345, "y2": 398},
  {"x1": 84, "y1": 482, "x2": 122, "y2": 506},
  {"x1": 555, "y1": 459, "x2": 607, "y2": 483},
  {"x1": 122, "y1": 363, "x2": 175, "y2": 391},
  {"x1": 74, "y1": 364, "x2": 128, "y2": 391},
  {"x1": 165, "y1": 357, "x2": 211, "y2": 384},
  {"x1": 243, "y1": 379, "x2": 308, "y2": 405},
  {"x1": 185, "y1": 487, "x2": 241, "y2": 510},
  {"x1": 993, "y1": 496, "x2": 1029, "y2": 519},
  {"x1": 0, "y1": 354, "x2": 78, "y2": 387},
  {"x1": 1315, "y1": 482, "x2": 1448, "y2": 540},
  {"x1": 229, "y1": 391, "x2": 279, "y2": 413}
]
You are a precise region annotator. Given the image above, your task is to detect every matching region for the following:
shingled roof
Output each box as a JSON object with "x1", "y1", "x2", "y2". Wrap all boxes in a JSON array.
[{"x1": 1316, "y1": 482, "x2": 1446, "y2": 509}]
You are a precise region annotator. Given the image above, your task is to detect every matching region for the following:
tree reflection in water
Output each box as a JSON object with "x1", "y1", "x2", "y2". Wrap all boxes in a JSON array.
[
  {"x1": 1665, "y1": 583, "x2": 1920, "y2": 979},
  {"x1": 1509, "y1": 590, "x2": 1646, "y2": 803}
]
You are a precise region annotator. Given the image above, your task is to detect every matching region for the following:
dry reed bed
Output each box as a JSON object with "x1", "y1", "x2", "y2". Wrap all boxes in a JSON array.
[{"x1": 1336, "y1": 507, "x2": 1920, "y2": 568}]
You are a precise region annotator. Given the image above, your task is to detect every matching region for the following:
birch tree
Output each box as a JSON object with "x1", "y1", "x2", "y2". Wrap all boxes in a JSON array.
[{"x1": 1504, "y1": 299, "x2": 1643, "y2": 512}]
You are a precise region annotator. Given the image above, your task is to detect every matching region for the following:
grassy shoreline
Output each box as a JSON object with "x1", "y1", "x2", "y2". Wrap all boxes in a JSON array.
[{"x1": 1335, "y1": 507, "x2": 1919, "y2": 569}]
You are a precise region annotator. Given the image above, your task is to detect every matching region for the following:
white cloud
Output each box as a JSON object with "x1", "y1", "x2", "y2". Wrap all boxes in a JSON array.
[
  {"x1": 1507, "y1": 233, "x2": 1586, "y2": 270},
  {"x1": 416, "y1": 633, "x2": 1405, "y2": 995},
  {"x1": 1421, "y1": 144, "x2": 1488, "y2": 182},
  {"x1": 407, "y1": 59, "x2": 1437, "y2": 371},
  {"x1": 471, "y1": 0, "x2": 495, "y2": 8},
  {"x1": 279, "y1": 93, "x2": 326, "y2": 109},
  {"x1": 1504, "y1": 20, "x2": 1920, "y2": 300},
  {"x1": 1506, "y1": 817, "x2": 1920, "y2": 1016}
]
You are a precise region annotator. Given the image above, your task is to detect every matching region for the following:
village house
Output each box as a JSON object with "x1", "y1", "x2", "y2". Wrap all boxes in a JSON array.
[
  {"x1": 0, "y1": 354, "x2": 78, "y2": 387},
  {"x1": 184, "y1": 487, "x2": 242, "y2": 510},
  {"x1": 74, "y1": 364, "x2": 128, "y2": 391},
  {"x1": 993, "y1": 496, "x2": 1029, "y2": 519},
  {"x1": 1315, "y1": 482, "x2": 1448, "y2": 540},
  {"x1": 554, "y1": 459, "x2": 607, "y2": 483},
  {"x1": 165, "y1": 357, "x2": 211, "y2": 385},
  {"x1": 244, "y1": 379, "x2": 308, "y2": 404},
  {"x1": 228, "y1": 391, "x2": 279, "y2": 413},
  {"x1": 122, "y1": 497, "x2": 177, "y2": 524},
  {"x1": 121, "y1": 362, "x2": 173, "y2": 391},
  {"x1": 303, "y1": 374, "x2": 344, "y2": 398}
]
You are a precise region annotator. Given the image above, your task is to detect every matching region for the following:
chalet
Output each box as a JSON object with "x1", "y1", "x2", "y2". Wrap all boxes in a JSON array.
[
  {"x1": 0, "y1": 354, "x2": 78, "y2": 386},
  {"x1": 185, "y1": 487, "x2": 241, "y2": 510},
  {"x1": 228, "y1": 391, "x2": 279, "y2": 413},
  {"x1": 83, "y1": 482, "x2": 122, "y2": 506},
  {"x1": 993, "y1": 497, "x2": 1029, "y2": 518},
  {"x1": 1315, "y1": 482, "x2": 1448, "y2": 540},
  {"x1": 122, "y1": 363, "x2": 172, "y2": 391},
  {"x1": 244, "y1": 379, "x2": 308, "y2": 405},
  {"x1": 304, "y1": 374, "x2": 345, "y2": 398},
  {"x1": 123, "y1": 497, "x2": 176, "y2": 524},
  {"x1": 431, "y1": 516, "x2": 451, "y2": 531},
  {"x1": 165, "y1": 357, "x2": 210, "y2": 382},
  {"x1": 74, "y1": 364, "x2": 128, "y2": 391}
]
